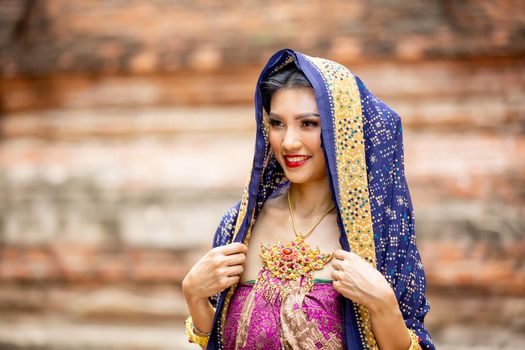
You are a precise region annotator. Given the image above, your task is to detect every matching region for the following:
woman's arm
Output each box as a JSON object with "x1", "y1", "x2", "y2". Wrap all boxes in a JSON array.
[
  {"x1": 331, "y1": 250, "x2": 421, "y2": 350},
  {"x1": 182, "y1": 278, "x2": 216, "y2": 339},
  {"x1": 367, "y1": 289, "x2": 421, "y2": 350},
  {"x1": 182, "y1": 242, "x2": 247, "y2": 347}
]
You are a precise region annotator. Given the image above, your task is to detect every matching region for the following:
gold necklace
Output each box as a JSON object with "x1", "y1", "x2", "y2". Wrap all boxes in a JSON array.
[
  {"x1": 254, "y1": 188, "x2": 335, "y2": 303},
  {"x1": 288, "y1": 188, "x2": 335, "y2": 239}
]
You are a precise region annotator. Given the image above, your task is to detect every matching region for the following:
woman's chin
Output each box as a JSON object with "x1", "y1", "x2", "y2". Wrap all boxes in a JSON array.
[
  {"x1": 284, "y1": 170, "x2": 328, "y2": 185},
  {"x1": 284, "y1": 172, "x2": 315, "y2": 184}
]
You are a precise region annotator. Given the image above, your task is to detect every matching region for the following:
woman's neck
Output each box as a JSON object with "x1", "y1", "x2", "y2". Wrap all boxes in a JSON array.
[{"x1": 288, "y1": 176, "x2": 334, "y2": 219}]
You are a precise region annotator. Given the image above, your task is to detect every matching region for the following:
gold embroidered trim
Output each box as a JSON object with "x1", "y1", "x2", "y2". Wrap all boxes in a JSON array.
[{"x1": 304, "y1": 54, "x2": 378, "y2": 350}]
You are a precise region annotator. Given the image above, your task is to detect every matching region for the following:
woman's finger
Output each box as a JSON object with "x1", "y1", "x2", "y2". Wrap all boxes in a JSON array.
[
  {"x1": 333, "y1": 249, "x2": 347, "y2": 260},
  {"x1": 331, "y1": 269, "x2": 341, "y2": 281},
  {"x1": 332, "y1": 280, "x2": 341, "y2": 290},
  {"x1": 223, "y1": 252, "x2": 246, "y2": 266},
  {"x1": 331, "y1": 260, "x2": 342, "y2": 271},
  {"x1": 220, "y1": 242, "x2": 248, "y2": 255},
  {"x1": 224, "y1": 264, "x2": 244, "y2": 277},
  {"x1": 223, "y1": 275, "x2": 240, "y2": 289}
]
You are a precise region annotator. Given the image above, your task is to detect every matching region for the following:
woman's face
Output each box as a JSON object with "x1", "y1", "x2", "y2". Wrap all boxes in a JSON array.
[{"x1": 268, "y1": 88, "x2": 327, "y2": 184}]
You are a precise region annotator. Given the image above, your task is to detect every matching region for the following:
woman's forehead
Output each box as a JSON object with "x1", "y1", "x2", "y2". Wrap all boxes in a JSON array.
[{"x1": 269, "y1": 88, "x2": 319, "y2": 114}]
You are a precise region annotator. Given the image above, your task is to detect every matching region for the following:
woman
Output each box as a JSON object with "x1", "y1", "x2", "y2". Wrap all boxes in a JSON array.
[{"x1": 182, "y1": 49, "x2": 435, "y2": 350}]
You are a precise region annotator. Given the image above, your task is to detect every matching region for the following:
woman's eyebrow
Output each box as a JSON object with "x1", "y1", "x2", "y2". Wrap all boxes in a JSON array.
[{"x1": 269, "y1": 112, "x2": 320, "y2": 119}]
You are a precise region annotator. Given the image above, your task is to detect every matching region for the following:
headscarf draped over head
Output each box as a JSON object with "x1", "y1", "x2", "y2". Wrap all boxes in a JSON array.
[{"x1": 206, "y1": 49, "x2": 435, "y2": 350}]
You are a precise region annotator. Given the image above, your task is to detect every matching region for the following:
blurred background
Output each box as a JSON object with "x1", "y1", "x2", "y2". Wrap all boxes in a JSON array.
[{"x1": 0, "y1": 0, "x2": 524, "y2": 349}]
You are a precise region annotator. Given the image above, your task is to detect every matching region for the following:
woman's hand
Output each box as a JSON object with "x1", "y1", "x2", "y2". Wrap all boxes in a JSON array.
[
  {"x1": 182, "y1": 242, "x2": 247, "y2": 338},
  {"x1": 183, "y1": 242, "x2": 247, "y2": 301},
  {"x1": 330, "y1": 249, "x2": 395, "y2": 311},
  {"x1": 331, "y1": 249, "x2": 420, "y2": 350}
]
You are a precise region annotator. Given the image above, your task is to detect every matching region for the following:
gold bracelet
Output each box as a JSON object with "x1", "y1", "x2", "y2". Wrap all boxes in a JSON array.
[
  {"x1": 185, "y1": 316, "x2": 210, "y2": 347},
  {"x1": 407, "y1": 328, "x2": 420, "y2": 350}
]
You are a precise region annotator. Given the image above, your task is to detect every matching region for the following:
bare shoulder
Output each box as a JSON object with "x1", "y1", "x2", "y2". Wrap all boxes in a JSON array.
[
  {"x1": 250, "y1": 192, "x2": 289, "y2": 239},
  {"x1": 256, "y1": 191, "x2": 288, "y2": 223}
]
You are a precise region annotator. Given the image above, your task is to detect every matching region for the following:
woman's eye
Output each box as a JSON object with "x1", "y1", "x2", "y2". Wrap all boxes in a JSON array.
[
  {"x1": 269, "y1": 119, "x2": 284, "y2": 127},
  {"x1": 302, "y1": 120, "x2": 319, "y2": 127}
]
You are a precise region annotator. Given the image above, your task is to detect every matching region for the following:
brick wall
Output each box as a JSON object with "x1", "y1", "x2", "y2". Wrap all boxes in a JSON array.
[{"x1": 0, "y1": 1, "x2": 524, "y2": 349}]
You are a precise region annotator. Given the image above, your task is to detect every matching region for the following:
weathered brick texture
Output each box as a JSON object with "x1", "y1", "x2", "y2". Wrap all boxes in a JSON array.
[{"x1": 0, "y1": 0, "x2": 524, "y2": 349}]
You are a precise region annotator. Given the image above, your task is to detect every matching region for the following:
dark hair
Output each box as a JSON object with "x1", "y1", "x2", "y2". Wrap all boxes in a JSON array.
[{"x1": 260, "y1": 63, "x2": 313, "y2": 114}]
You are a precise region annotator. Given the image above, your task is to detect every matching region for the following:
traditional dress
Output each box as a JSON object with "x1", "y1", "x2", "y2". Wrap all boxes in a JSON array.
[
  {"x1": 224, "y1": 279, "x2": 345, "y2": 349},
  {"x1": 206, "y1": 49, "x2": 435, "y2": 350}
]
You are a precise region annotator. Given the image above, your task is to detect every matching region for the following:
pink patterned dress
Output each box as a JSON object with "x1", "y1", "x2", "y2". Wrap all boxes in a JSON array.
[{"x1": 224, "y1": 279, "x2": 346, "y2": 350}]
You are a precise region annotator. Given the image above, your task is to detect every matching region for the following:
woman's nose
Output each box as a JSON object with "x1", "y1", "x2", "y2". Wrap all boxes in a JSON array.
[{"x1": 282, "y1": 127, "x2": 301, "y2": 150}]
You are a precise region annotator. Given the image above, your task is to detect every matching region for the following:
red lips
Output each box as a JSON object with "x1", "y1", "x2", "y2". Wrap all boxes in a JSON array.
[{"x1": 284, "y1": 154, "x2": 311, "y2": 168}]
